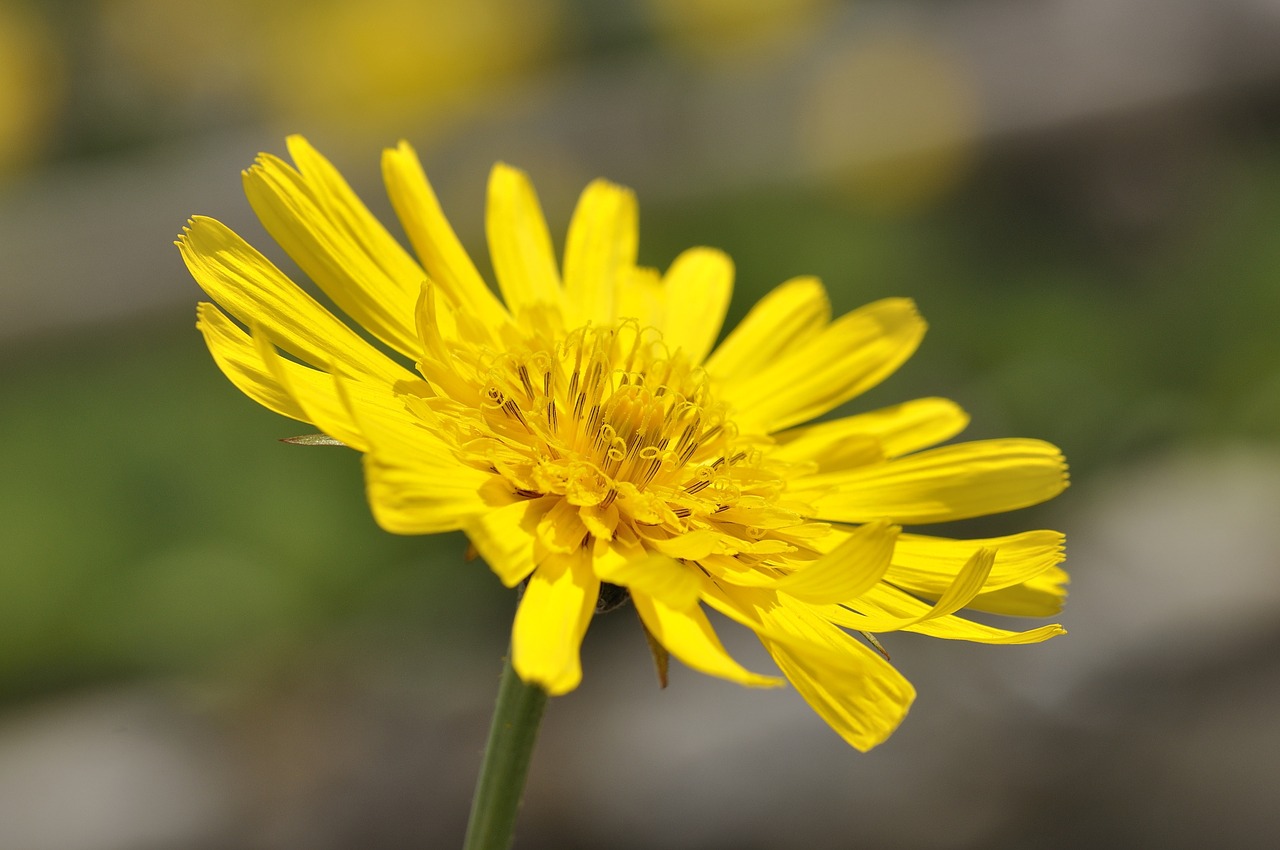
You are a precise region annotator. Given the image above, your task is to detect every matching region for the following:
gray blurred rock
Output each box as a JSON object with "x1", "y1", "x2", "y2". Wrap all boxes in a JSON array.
[{"x1": 0, "y1": 689, "x2": 238, "y2": 850}]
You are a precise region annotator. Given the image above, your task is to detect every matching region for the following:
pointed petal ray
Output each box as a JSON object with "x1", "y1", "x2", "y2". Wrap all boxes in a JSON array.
[
  {"x1": 487, "y1": 163, "x2": 564, "y2": 320},
  {"x1": 563, "y1": 178, "x2": 637, "y2": 328},
  {"x1": 659, "y1": 248, "x2": 734, "y2": 364},
  {"x1": 196, "y1": 303, "x2": 306, "y2": 424},
  {"x1": 704, "y1": 277, "x2": 830, "y2": 382},
  {"x1": 774, "y1": 521, "x2": 898, "y2": 603},
  {"x1": 382, "y1": 140, "x2": 511, "y2": 333},
  {"x1": 703, "y1": 584, "x2": 915, "y2": 751},
  {"x1": 464, "y1": 497, "x2": 554, "y2": 587},
  {"x1": 772, "y1": 397, "x2": 969, "y2": 464},
  {"x1": 723, "y1": 298, "x2": 926, "y2": 433},
  {"x1": 242, "y1": 140, "x2": 421, "y2": 356},
  {"x1": 804, "y1": 439, "x2": 1069, "y2": 524},
  {"x1": 179, "y1": 217, "x2": 409, "y2": 384},
  {"x1": 513, "y1": 550, "x2": 600, "y2": 696}
]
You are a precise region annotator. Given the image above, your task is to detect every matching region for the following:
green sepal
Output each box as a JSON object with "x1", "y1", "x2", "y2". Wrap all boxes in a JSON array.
[
  {"x1": 280, "y1": 434, "x2": 347, "y2": 447},
  {"x1": 639, "y1": 612, "x2": 670, "y2": 689}
]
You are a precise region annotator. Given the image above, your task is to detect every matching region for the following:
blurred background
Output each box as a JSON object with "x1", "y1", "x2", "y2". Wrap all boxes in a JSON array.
[{"x1": 3, "y1": 0, "x2": 1280, "y2": 847}]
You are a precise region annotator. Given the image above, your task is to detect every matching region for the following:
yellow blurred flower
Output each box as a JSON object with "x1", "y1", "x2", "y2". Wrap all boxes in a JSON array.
[
  {"x1": 259, "y1": 0, "x2": 564, "y2": 135},
  {"x1": 800, "y1": 35, "x2": 980, "y2": 213},
  {"x1": 179, "y1": 137, "x2": 1068, "y2": 750},
  {"x1": 0, "y1": 5, "x2": 64, "y2": 177}
]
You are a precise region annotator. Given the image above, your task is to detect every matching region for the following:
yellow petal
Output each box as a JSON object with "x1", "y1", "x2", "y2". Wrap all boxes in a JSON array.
[
  {"x1": 361, "y1": 451, "x2": 491, "y2": 534},
  {"x1": 813, "y1": 547, "x2": 996, "y2": 634},
  {"x1": 592, "y1": 547, "x2": 701, "y2": 609},
  {"x1": 287, "y1": 136, "x2": 427, "y2": 304},
  {"x1": 703, "y1": 584, "x2": 914, "y2": 751},
  {"x1": 659, "y1": 247, "x2": 733, "y2": 364},
  {"x1": 910, "y1": 617, "x2": 1065, "y2": 644},
  {"x1": 723, "y1": 298, "x2": 927, "y2": 433},
  {"x1": 769, "y1": 430, "x2": 883, "y2": 474},
  {"x1": 338, "y1": 377, "x2": 491, "y2": 534},
  {"x1": 464, "y1": 497, "x2": 553, "y2": 587},
  {"x1": 887, "y1": 530, "x2": 1066, "y2": 596},
  {"x1": 761, "y1": 634, "x2": 913, "y2": 751},
  {"x1": 774, "y1": 521, "x2": 898, "y2": 603},
  {"x1": 922, "y1": 547, "x2": 996, "y2": 618},
  {"x1": 562, "y1": 178, "x2": 637, "y2": 328},
  {"x1": 648, "y1": 528, "x2": 728, "y2": 560},
  {"x1": 381, "y1": 140, "x2": 511, "y2": 332},
  {"x1": 486, "y1": 163, "x2": 564, "y2": 320},
  {"x1": 413, "y1": 283, "x2": 484, "y2": 404},
  {"x1": 196, "y1": 303, "x2": 306, "y2": 424},
  {"x1": 631, "y1": 590, "x2": 782, "y2": 688},
  {"x1": 704, "y1": 276, "x2": 830, "y2": 384},
  {"x1": 252, "y1": 326, "x2": 368, "y2": 451},
  {"x1": 536, "y1": 497, "x2": 589, "y2": 554},
  {"x1": 772, "y1": 397, "x2": 969, "y2": 465},
  {"x1": 579, "y1": 501, "x2": 620, "y2": 541},
  {"x1": 804, "y1": 439, "x2": 1069, "y2": 524},
  {"x1": 696, "y1": 553, "x2": 790, "y2": 588},
  {"x1": 241, "y1": 139, "x2": 421, "y2": 357},
  {"x1": 178, "y1": 217, "x2": 408, "y2": 384},
  {"x1": 613, "y1": 266, "x2": 664, "y2": 329},
  {"x1": 858, "y1": 584, "x2": 1066, "y2": 644},
  {"x1": 512, "y1": 549, "x2": 600, "y2": 696},
  {"x1": 967, "y1": 564, "x2": 1069, "y2": 617}
]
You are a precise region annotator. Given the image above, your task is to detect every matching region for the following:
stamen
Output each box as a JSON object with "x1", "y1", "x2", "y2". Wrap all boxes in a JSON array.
[
  {"x1": 678, "y1": 437, "x2": 699, "y2": 466},
  {"x1": 517, "y1": 364, "x2": 535, "y2": 401},
  {"x1": 585, "y1": 403, "x2": 603, "y2": 441},
  {"x1": 502, "y1": 398, "x2": 529, "y2": 430}
]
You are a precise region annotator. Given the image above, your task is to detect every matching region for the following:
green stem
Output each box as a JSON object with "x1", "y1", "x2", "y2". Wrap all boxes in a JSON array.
[{"x1": 463, "y1": 650, "x2": 548, "y2": 850}]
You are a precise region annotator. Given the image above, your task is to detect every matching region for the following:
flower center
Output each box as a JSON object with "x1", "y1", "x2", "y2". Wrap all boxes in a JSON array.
[
  {"x1": 486, "y1": 321, "x2": 741, "y2": 499},
  {"x1": 424, "y1": 317, "x2": 807, "y2": 548}
]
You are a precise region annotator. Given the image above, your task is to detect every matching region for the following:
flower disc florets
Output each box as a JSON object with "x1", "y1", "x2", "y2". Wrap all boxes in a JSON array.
[{"x1": 420, "y1": 309, "x2": 816, "y2": 570}]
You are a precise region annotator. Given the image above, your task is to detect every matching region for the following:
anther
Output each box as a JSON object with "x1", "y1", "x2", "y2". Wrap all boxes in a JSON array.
[
  {"x1": 502, "y1": 399, "x2": 530, "y2": 429},
  {"x1": 517, "y1": 364, "x2": 535, "y2": 401}
]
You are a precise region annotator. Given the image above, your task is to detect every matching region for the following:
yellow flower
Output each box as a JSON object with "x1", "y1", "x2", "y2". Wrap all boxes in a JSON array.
[{"x1": 179, "y1": 136, "x2": 1068, "y2": 751}]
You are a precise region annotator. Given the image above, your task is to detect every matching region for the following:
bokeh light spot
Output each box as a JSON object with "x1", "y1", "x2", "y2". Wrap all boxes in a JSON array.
[{"x1": 800, "y1": 34, "x2": 980, "y2": 214}]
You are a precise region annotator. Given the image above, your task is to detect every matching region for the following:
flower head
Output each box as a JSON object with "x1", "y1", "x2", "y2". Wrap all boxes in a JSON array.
[{"x1": 179, "y1": 136, "x2": 1068, "y2": 750}]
